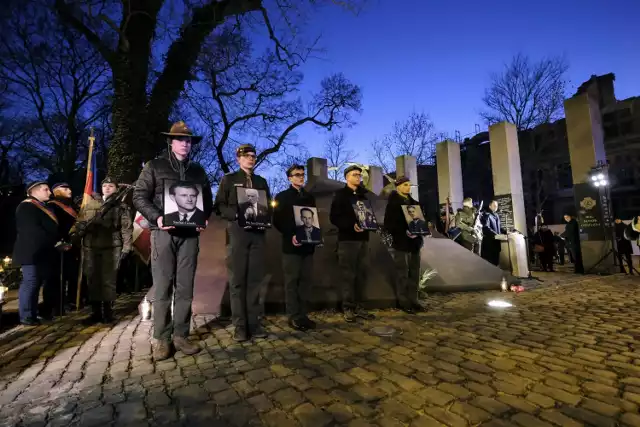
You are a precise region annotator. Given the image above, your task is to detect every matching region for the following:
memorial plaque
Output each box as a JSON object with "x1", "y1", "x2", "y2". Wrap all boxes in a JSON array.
[
  {"x1": 493, "y1": 194, "x2": 514, "y2": 231},
  {"x1": 573, "y1": 183, "x2": 605, "y2": 240}
]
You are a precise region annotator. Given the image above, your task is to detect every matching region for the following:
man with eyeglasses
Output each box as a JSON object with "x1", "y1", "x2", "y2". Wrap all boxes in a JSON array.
[
  {"x1": 329, "y1": 165, "x2": 375, "y2": 323},
  {"x1": 273, "y1": 165, "x2": 318, "y2": 331},
  {"x1": 214, "y1": 144, "x2": 272, "y2": 341}
]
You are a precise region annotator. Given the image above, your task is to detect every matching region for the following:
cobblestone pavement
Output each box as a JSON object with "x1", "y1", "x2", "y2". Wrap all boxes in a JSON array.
[{"x1": 1, "y1": 273, "x2": 640, "y2": 427}]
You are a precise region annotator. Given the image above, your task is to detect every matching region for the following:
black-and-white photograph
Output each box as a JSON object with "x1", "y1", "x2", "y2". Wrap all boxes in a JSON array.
[
  {"x1": 402, "y1": 205, "x2": 429, "y2": 235},
  {"x1": 237, "y1": 187, "x2": 271, "y2": 228},
  {"x1": 352, "y1": 200, "x2": 378, "y2": 231},
  {"x1": 163, "y1": 180, "x2": 207, "y2": 227},
  {"x1": 293, "y1": 206, "x2": 322, "y2": 244}
]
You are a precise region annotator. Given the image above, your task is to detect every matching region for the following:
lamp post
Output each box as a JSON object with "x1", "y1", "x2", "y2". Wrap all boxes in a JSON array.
[{"x1": 586, "y1": 162, "x2": 616, "y2": 274}]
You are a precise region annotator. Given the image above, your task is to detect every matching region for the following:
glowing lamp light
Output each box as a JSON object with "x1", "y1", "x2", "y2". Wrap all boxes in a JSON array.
[
  {"x1": 140, "y1": 297, "x2": 152, "y2": 321},
  {"x1": 270, "y1": 200, "x2": 277, "y2": 208},
  {"x1": 487, "y1": 300, "x2": 513, "y2": 308},
  {"x1": 0, "y1": 286, "x2": 7, "y2": 302},
  {"x1": 2, "y1": 256, "x2": 11, "y2": 265}
]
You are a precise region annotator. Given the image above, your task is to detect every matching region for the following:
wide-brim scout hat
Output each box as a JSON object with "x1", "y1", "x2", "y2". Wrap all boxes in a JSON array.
[{"x1": 161, "y1": 121, "x2": 202, "y2": 144}]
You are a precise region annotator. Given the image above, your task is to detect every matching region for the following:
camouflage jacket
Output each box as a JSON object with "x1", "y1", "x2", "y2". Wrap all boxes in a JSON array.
[
  {"x1": 455, "y1": 206, "x2": 479, "y2": 243},
  {"x1": 73, "y1": 193, "x2": 133, "y2": 251}
]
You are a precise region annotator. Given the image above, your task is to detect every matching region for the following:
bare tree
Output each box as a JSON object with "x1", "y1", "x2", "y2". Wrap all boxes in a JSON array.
[
  {"x1": 0, "y1": 5, "x2": 111, "y2": 182},
  {"x1": 186, "y1": 24, "x2": 361, "y2": 181},
  {"x1": 324, "y1": 133, "x2": 354, "y2": 180},
  {"x1": 372, "y1": 111, "x2": 437, "y2": 173},
  {"x1": 481, "y1": 53, "x2": 569, "y2": 131},
  {"x1": 53, "y1": 0, "x2": 365, "y2": 182}
]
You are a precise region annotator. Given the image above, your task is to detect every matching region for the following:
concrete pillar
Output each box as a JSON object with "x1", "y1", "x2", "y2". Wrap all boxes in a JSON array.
[
  {"x1": 436, "y1": 140, "x2": 464, "y2": 212},
  {"x1": 489, "y1": 122, "x2": 527, "y2": 235},
  {"x1": 396, "y1": 155, "x2": 419, "y2": 201},
  {"x1": 366, "y1": 165, "x2": 384, "y2": 195},
  {"x1": 307, "y1": 157, "x2": 328, "y2": 185},
  {"x1": 564, "y1": 93, "x2": 613, "y2": 273},
  {"x1": 489, "y1": 122, "x2": 529, "y2": 275}
]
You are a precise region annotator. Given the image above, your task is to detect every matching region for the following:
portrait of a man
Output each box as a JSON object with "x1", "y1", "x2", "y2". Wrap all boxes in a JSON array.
[
  {"x1": 237, "y1": 187, "x2": 271, "y2": 227},
  {"x1": 352, "y1": 200, "x2": 378, "y2": 230},
  {"x1": 294, "y1": 206, "x2": 322, "y2": 244},
  {"x1": 402, "y1": 205, "x2": 428, "y2": 235},
  {"x1": 163, "y1": 181, "x2": 207, "y2": 227}
]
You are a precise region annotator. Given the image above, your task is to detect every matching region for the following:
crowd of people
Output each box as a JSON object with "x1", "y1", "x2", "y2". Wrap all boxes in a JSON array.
[
  {"x1": 438, "y1": 198, "x2": 638, "y2": 275},
  {"x1": 11, "y1": 121, "x2": 428, "y2": 361},
  {"x1": 11, "y1": 119, "x2": 640, "y2": 362}
]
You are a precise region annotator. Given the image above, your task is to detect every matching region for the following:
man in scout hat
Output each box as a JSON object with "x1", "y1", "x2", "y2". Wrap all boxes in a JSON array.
[
  {"x1": 329, "y1": 165, "x2": 375, "y2": 323},
  {"x1": 13, "y1": 181, "x2": 61, "y2": 325},
  {"x1": 48, "y1": 182, "x2": 80, "y2": 310},
  {"x1": 73, "y1": 176, "x2": 133, "y2": 324},
  {"x1": 133, "y1": 121, "x2": 213, "y2": 360},
  {"x1": 214, "y1": 143, "x2": 272, "y2": 341}
]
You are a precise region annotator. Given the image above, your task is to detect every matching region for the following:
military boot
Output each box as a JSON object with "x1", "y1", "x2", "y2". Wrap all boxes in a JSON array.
[
  {"x1": 103, "y1": 302, "x2": 114, "y2": 323},
  {"x1": 83, "y1": 303, "x2": 103, "y2": 325}
]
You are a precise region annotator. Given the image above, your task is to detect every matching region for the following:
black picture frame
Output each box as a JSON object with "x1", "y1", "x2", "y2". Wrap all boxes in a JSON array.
[
  {"x1": 293, "y1": 206, "x2": 322, "y2": 244},
  {"x1": 237, "y1": 187, "x2": 272, "y2": 228},
  {"x1": 163, "y1": 179, "x2": 206, "y2": 227},
  {"x1": 352, "y1": 199, "x2": 378, "y2": 231},
  {"x1": 402, "y1": 205, "x2": 429, "y2": 235}
]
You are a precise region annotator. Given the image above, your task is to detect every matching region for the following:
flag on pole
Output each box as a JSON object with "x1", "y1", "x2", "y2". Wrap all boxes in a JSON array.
[
  {"x1": 132, "y1": 212, "x2": 151, "y2": 264},
  {"x1": 81, "y1": 128, "x2": 98, "y2": 210}
]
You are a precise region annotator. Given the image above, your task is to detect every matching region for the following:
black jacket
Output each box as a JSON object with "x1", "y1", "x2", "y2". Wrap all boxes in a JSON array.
[
  {"x1": 274, "y1": 186, "x2": 317, "y2": 255},
  {"x1": 48, "y1": 196, "x2": 78, "y2": 241},
  {"x1": 133, "y1": 150, "x2": 213, "y2": 235},
  {"x1": 12, "y1": 198, "x2": 60, "y2": 265},
  {"x1": 562, "y1": 219, "x2": 581, "y2": 250},
  {"x1": 615, "y1": 222, "x2": 633, "y2": 254},
  {"x1": 330, "y1": 185, "x2": 370, "y2": 242},
  {"x1": 214, "y1": 169, "x2": 272, "y2": 223},
  {"x1": 383, "y1": 191, "x2": 422, "y2": 253}
]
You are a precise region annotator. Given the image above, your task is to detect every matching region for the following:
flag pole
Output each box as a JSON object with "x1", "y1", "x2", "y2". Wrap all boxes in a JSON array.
[{"x1": 76, "y1": 127, "x2": 96, "y2": 312}]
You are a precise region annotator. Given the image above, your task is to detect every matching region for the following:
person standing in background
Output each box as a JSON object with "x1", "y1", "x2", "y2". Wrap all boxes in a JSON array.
[
  {"x1": 615, "y1": 218, "x2": 634, "y2": 275},
  {"x1": 383, "y1": 176, "x2": 423, "y2": 314},
  {"x1": 562, "y1": 212, "x2": 584, "y2": 274},
  {"x1": 273, "y1": 164, "x2": 318, "y2": 331}
]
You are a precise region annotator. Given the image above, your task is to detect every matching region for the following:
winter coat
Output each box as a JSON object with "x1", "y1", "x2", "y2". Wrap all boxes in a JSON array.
[
  {"x1": 48, "y1": 196, "x2": 78, "y2": 241},
  {"x1": 133, "y1": 149, "x2": 213, "y2": 234},
  {"x1": 329, "y1": 185, "x2": 371, "y2": 242},
  {"x1": 214, "y1": 169, "x2": 272, "y2": 223},
  {"x1": 74, "y1": 193, "x2": 133, "y2": 251},
  {"x1": 273, "y1": 186, "x2": 317, "y2": 255},
  {"x1": 12, "y1": 197, "x2": 60, "y2": 266},
  {"x1": 455, "y1": 206, "x2": 478, "y2": 243},
  {"x1": 615, "y1": 222, "x2": 633, "y2": 254},
  {"x1": 383, "y1": 191, "x2": 422, "y2": 253}
]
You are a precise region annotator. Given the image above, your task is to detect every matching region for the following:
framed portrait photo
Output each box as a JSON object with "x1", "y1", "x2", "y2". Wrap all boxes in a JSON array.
[
  {"x1": 163, "y1": 180, "x2": 206, "y2": 227},
  {"x1": 237, "y1": 187, "x2": 271, "y2": 228},
  {"x1": 402, "y1": 205, "x2": 429, "y2": 235},
  {"x1": 293, "y1": 206, "x2": 322, "y2": 244},
  {"x1": 352, "y1": 199, "x2": 378, "y2": 231}
]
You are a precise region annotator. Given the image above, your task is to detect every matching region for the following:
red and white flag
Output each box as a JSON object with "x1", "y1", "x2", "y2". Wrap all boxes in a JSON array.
[{"x1": 132, "y1": 212, "x2": 151, "y2": 264}]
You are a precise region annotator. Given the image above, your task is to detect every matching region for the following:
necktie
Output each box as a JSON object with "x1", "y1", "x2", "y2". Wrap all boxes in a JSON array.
[
  {"x1": 245, "y1": 173, "x2": 253, "y2": 188},
  {"x1": 182, "y1": 214, "x2": 187, "y2": 222}
]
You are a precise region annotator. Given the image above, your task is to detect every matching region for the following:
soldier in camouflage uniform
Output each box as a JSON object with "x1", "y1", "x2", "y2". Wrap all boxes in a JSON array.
[{"x1": 73, "y1": 177, "x2": 133, "y2": 324}]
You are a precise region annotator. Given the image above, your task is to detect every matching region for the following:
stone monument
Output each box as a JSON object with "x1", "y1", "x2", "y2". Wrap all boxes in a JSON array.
[
  {"x1": 488, "y1": 122, "x2": 529, "y2": 277},
  {"x1": 564, "y1": 92, "x2": 614, "y2": 273},
  {"x1": 435, "y1": 140, "x2": 464, "y2": 212}
]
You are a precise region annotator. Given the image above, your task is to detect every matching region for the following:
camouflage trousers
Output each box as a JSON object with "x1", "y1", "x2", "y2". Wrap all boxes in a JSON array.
[{"x1": 83, "y1": 247, "x2": 121, "y2": 302}]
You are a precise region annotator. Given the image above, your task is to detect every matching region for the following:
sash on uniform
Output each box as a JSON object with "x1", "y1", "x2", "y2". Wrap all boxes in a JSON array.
[
  {"x1": 49, "y1": 199, "x2": 78, "y2": 219},
  {"x1": 22, "y1": 198, "x2": 59, "y2": 225}
]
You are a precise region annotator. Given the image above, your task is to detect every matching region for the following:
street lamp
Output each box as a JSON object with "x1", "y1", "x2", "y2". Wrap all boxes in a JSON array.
[{"x1": 2, "y1": 256, "x2": 10, "y2": 266}]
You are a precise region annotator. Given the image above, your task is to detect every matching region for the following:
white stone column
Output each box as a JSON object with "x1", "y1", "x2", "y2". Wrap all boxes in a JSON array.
[
  {"x1": 306, "y1": 157, "x2": 328, "y2": 184},
  {"x1": 564, "y1": 92, "x2": 613, "y2": 273},
  {"x1": 396, "y1": 155, "x2": 419, "y2": 201},
  {"x1": 366, "y1": 165, "x2": 384, "y2": 195},
  {"x1": 489, "y1": 122, "x2": 529, "y2": 275},
  {"x1": 436, "y1": 140, "x2": 464, "y2": 212}
]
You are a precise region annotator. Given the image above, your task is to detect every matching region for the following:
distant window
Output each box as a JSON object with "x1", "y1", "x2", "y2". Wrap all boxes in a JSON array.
[
  {"x1": 620, "y1": 121, "x2": 633, "y2": 136},
  {"x1": 556, "y1": 162, "x2": 572, "y2": 189},
  {"x1": 604, "y1": 124, "x2": 619, "y2": 139}
]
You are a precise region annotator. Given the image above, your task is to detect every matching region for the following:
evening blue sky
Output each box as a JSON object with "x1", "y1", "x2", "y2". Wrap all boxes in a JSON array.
[{"x1": 290, "y1": 0, "x2": 640, "y2": 163}]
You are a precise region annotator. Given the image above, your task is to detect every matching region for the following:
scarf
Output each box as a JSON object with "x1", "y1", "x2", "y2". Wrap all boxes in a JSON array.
[{"x1": 22, "y1": 198, "x2": 58, "y2": 225}]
